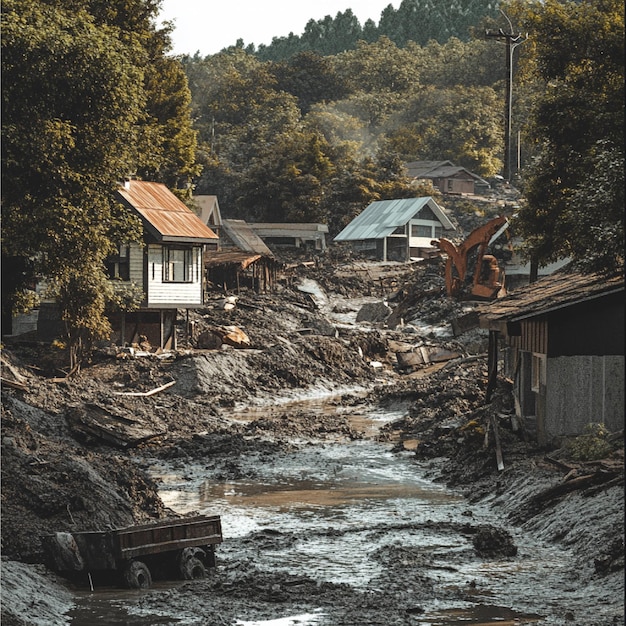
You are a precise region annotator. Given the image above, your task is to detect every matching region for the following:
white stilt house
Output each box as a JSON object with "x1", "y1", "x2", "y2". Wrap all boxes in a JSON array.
[{"x1": 110, "y1": 180, "x2": 218, "y2": 349}]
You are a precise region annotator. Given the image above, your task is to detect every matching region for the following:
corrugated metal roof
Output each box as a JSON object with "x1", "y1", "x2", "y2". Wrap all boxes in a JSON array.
[
  {"x1": 405, "y1": 161, "x2": 488, "y2": 184},
  {"x1": 479, "y1": 269, "x2": 624, "y2": 328},
  {"x1": 203, "y1": 250, "x2": 263, "y2": 270},
  {"x1": 117, "y1": 181, "x2": 218, "y2": 244},
  {"x1": 334, "y1": 197, "x2": 455, "y2": 242},
  {"x1": 222, "y1": 219, "x2": 274, "y2": 256}
]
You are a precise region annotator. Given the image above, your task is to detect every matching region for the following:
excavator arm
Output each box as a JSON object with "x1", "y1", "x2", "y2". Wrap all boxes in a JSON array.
[{"x1": 432, "y1": 216, "x2": 508, "y2": 299}]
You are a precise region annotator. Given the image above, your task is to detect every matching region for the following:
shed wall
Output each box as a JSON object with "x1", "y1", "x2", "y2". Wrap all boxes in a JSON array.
[
  {"x1": 129, "y1": 244, "x2": 144, "y2": 288},
  {"x1": 544, "y1": 355, "x2": 625, "y2": 440}
]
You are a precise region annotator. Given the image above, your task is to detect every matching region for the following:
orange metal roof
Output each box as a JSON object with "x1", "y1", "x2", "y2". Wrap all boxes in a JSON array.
[{"x1": 118, "y1": 181, "x2": 218, "y2": 243}]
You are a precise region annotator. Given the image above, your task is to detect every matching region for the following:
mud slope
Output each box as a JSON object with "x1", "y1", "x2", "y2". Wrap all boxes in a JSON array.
[{"x1": 1, "y1": 254, "x2": 623, "y2": 625}]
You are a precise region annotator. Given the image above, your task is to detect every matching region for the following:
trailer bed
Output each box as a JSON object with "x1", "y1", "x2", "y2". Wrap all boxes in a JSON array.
[{"x1": 42, "y1": 515, "x2": 222, "y2": 587}]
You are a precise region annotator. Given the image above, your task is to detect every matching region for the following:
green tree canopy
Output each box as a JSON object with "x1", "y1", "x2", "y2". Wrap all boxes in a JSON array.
[
  {"x1": 383, "y1": 85, "x2": 504, "y2": 175},
  {"x1": 1, "y1": 0, "x2": 200, "y2": 369},
  {"x1": 514, "y1": 0, "x2": 624, "y2": 273},
  {"x1": 269, "y1": 51, "x2": 350, "y2": 114}
]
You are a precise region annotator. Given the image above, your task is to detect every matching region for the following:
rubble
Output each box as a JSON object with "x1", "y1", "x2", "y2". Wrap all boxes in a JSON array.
[{"x1": 1, "y1": 248, "x2": 623, "y2": 625}]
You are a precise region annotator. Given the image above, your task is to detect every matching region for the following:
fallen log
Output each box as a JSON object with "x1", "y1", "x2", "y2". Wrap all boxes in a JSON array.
[
  {"x1": 544, "y1": 455, "x2": 577, "y2": 473},
  {"x1": 527, "y1": 470, "x2": 621, "y2": 509},
  {"x1": 66, "y1": 405, "x2": 164, "y2": 448}
]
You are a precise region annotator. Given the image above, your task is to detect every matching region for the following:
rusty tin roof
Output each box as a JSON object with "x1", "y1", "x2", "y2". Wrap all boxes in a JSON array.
[{"x1": 117, "y1": 181, "x2": 218, "y2": 244}]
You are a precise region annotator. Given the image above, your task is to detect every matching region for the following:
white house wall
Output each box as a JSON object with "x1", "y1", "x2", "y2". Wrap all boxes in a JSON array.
[
  {"x1": 146, "y1": 244, "x2": 203, "y2": 307},
  {"x1": 544, "y1": 355, "x2": 625, "y2": 440},
  {"x1": 408, "y1": 218, "x2": 441, "y2": 250}
]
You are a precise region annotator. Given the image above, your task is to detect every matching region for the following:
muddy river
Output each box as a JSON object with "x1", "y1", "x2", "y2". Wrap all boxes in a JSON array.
[{"x1": 67, "y1": 395, "x2": 584, "y2": 625}]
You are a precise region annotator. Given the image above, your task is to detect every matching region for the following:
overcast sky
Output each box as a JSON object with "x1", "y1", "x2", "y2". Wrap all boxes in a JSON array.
[{"x1": 158, "y1": 0, "x2": 401, "y2": 56}]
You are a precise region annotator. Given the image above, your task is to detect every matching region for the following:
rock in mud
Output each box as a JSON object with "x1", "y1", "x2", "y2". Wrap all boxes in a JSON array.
[
  {"x1": 356, "y1": 301, "x2": 392, "y2": 323},
  {"x1": 471, "y1": 524, "x2": 518, "y2": 558}
]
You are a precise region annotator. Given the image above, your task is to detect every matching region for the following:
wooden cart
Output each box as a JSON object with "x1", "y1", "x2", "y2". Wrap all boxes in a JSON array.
[{"x1": 41, "y1": 515, "x2": 222, "y2": 589}]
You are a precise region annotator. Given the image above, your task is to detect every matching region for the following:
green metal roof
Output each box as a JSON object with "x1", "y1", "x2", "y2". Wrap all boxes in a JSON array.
[{"x1": 334, "y1": 197, "x2": 454, "y2": 242}]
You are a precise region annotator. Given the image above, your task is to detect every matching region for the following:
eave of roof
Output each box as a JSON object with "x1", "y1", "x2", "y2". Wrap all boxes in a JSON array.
[
  {"x1": 203, "y1": 250, "x2": 279, "y2": 270},
  {"x1": 117, "y1": 181, "x2": 218, "y2": 244},
  {"x1": 478, "y1": 270, "x2": 625, "y2": 330}
]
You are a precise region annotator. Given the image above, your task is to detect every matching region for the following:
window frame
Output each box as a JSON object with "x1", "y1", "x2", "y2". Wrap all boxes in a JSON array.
[
  {"x1": 162, "y1": 246, "x2": 194, "y2": 283},
  {"x1": 411, "y1": 224, "x2": 433, "y2": 238},
  {"x1": 531, "y1": 353, "x2": 546, "y2": 393},
  {"x1": 104, "y1": 244, "x2": 130, "y2": 281}
]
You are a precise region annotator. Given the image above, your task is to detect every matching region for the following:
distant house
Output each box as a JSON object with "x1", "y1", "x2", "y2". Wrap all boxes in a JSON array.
[
  {"x1": 479, "y1": 269, "x2": 624, "y2": 445},
  {"x1": 502, "y1": 243, "x2": 571, "y2": 291},
  {"x1": 204, "y1": 219, "x2": 280, "y2": 293},
  {"x1": 108, "y1": 180, "x2": 219, "y2": 349},
  {"x1": 193, "y1": 194, "x2": 222, "y2": 238},
  {"x1": 334, "y1": 197, "x2": 456, "y2": 262},
  {"x1": 247, "y1": 223, "x2": 328, "y2": 251},
  {"x1": 405, "y1": 161, "x2": 489, "y2": 195}
]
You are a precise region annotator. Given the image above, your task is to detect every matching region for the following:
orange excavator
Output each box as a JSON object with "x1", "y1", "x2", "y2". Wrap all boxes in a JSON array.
[{"x1": 431, "y1": 216, "x2": 509, "y2": 300}]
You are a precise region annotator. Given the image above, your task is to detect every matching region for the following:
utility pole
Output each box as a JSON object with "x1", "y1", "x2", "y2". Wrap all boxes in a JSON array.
[{"x1": 486, "y1": 11, "x2": 527, "y2": 183}]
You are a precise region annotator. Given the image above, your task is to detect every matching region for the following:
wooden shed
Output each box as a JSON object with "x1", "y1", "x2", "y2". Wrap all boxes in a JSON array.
[
  {"x1": 204, "y1": 219, "x2": 280, "y2": 293},
  {"x1": 479, "y1": 269, "x2": 624, "y2": 445}
]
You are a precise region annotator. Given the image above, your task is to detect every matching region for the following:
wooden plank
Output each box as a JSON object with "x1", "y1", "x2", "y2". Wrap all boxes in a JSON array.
[
  {"x1": 114, "y1": 380, "x2": 176, "y2": 397},
  {"x1": 490, "y1": 414, "x2": 505, "y2": 471}
]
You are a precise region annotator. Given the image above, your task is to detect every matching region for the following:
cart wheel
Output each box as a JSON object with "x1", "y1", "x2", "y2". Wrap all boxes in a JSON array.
[
  {"x1": 123, "y1": 560, "x2": 152, "y2": 589},
  {"x1": 178, "y1": 547, "x2": 207, "y2": 580},
  {"x1": 181, "y1": 556, "x2": 207, "y2": 580}
]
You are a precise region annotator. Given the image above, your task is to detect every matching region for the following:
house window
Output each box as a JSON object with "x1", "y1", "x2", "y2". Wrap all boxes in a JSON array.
[
  {"x1": 104, "y1": 245, "x2": 130, "y2": 281},
  {"x1": 417, "y1": 207, "x2": 437, "y2": 221},
  {"x1": 531, "y1": 353, "x2": 545, "y2": 392},
  {"x1": 163, "y1": 247, "x2": 193, "y2": 282},
  {"x1": 434, "y1": 226, "x2": 443, "y2": 239},
  {"x1": 447, "y1": 179, "x2": 454, "y2": 191},
  {"x1": 411, "y1": 224, "x2": 432, "y2": 238}
]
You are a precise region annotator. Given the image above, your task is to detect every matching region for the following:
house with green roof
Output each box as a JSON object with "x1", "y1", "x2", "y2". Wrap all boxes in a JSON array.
[{"x1": 334, "y1": 197, "x2": 456, "y2": 262}]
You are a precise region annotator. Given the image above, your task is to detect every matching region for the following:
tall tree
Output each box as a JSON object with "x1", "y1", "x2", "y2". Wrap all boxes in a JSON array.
[
  {"x1": 1, "y1": 0, "x2": 144, "y2": 368},
  {"x1": 239, "y1": 130, "x2": 335, "y2": 223},
  {"x1": 1, "y1": 0, "x2": 199, "y2": 369},
  {"x1": 333, "y1": 37, "x2": 421, "y2": 95},
  {"x1": 514, "y1": 0, "x2": 624, "y2": 272}
]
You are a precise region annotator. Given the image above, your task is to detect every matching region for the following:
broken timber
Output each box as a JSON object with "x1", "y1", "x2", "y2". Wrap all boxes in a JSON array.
[
  {"x1": 114, "y1": 380, "x2": 176, "y2": 397},
  {"x1": 490, "y1": 414, "x2": 505, "y2": 471},
  {"x1": 0, "y1": 376, "x2": 29, "y2": 392},
  {"x1": 66, "y1": 404, "x2": 164, "y2": 448}
]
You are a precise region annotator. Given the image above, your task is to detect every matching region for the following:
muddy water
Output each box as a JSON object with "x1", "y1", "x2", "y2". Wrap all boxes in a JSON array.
[
  {"x1": 67, "y1": 396, "x2": 578, "y2": 625},
  {"x1": 146, "y1": 397, "x2": 564, "y2": 625}
]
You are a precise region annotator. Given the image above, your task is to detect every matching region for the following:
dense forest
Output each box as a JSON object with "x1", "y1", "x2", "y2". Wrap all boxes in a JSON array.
[
  {"x1": 231, "y1": 0, "x2": 501, "y2": 61},
  {"x1": 2, "y1": 0, "x2": 624, "y2": 363},
  {"x1": 182, "y1": 34, "x2": 509, "y2": 233}
]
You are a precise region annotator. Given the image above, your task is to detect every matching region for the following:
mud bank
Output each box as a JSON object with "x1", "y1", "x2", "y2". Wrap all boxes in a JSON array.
[{"x1": 1, "y1": 257, "x2": 623, "y2": 625}]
